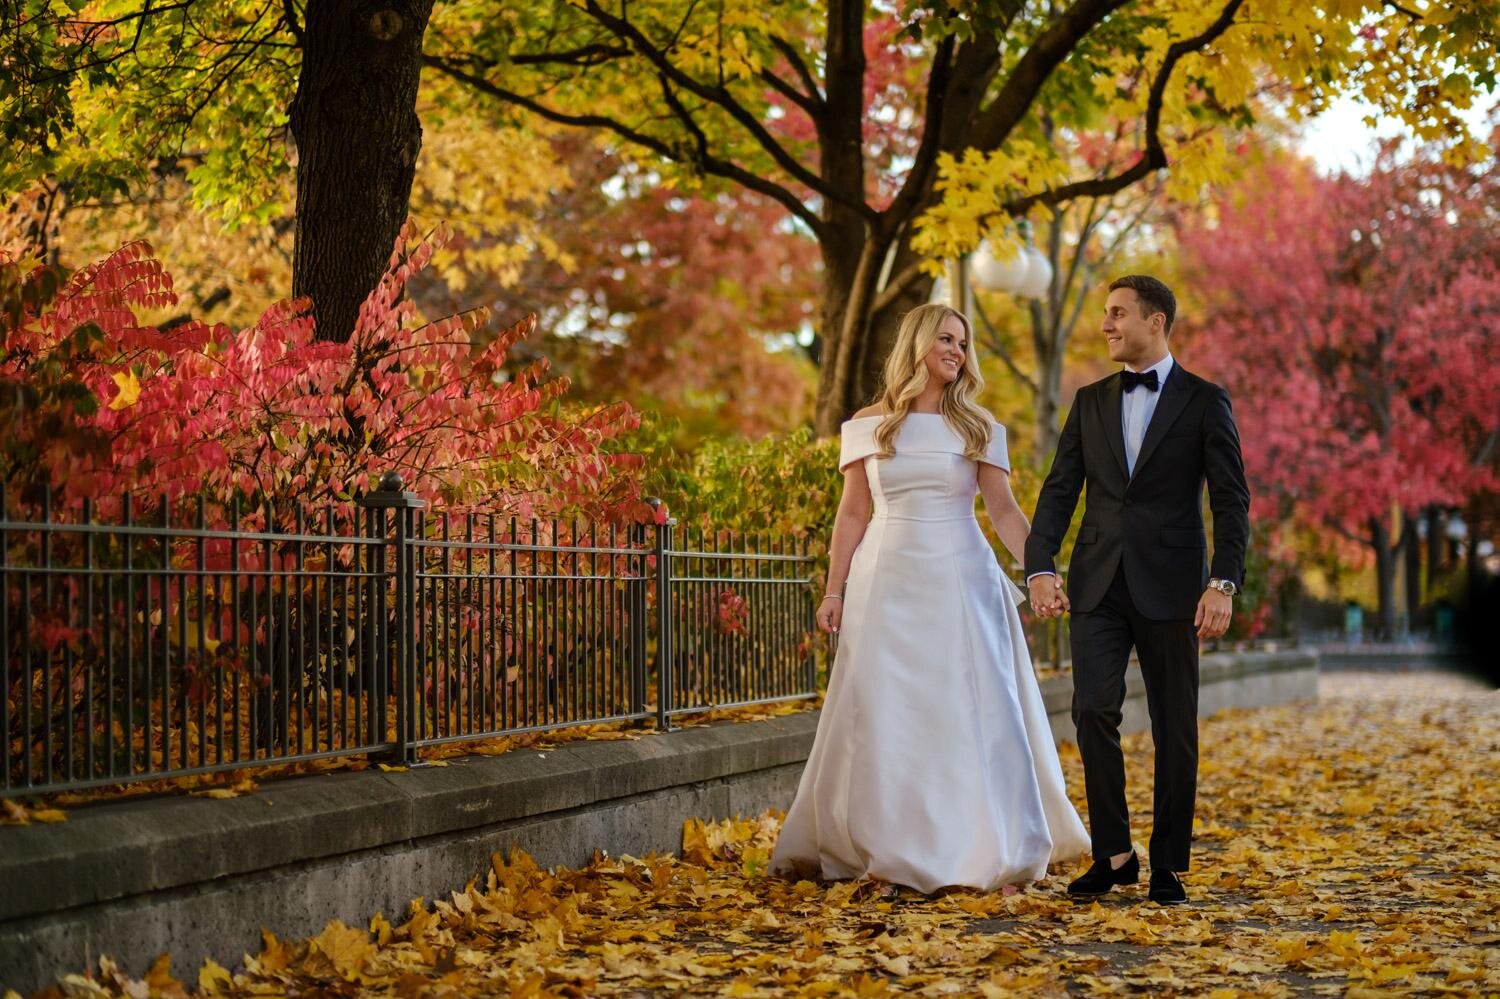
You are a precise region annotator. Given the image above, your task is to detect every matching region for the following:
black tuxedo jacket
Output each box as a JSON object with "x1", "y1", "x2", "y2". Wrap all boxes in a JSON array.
[{"x1": 1024, "y1": 363, "x2": 1251, "y2": 621}]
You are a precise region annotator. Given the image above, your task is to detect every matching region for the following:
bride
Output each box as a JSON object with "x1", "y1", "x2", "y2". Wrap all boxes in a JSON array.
[{"x1": 769, "y1": 303, "x2": 1090, "y2": 894}]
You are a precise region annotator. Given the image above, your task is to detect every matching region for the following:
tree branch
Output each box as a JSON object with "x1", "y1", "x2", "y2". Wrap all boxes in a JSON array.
[
  {"x1": 972, "y1": 294, "x2": 1037, "y2": 392},
  {"x1": 996, "y1": 0, "x2": 1247, "y2": 220},
  {"x1": 870, "y1": 259, "x2": 928, "y2": 314},
  {"x1": 1053, "y1": 198, "x2": 1099, "y2": 340},
  {"x1": 971, "y1": 0, "x2": 1132, "y2": 152},
  {"x1": 881, "y1": 32, "x2": 959, "y2": 229},
  {"x1": 767, "y1": 34, "x2": 824, "y2": 106},
  {"x1": 576, "y1": 0, "x2": 873, "y2": 220},
  {"x1": 510, "y1": 42, "x2": 630, "y2": 66},
  {"x1": 422, "y1": 53, "x2": 826, "y2": 236},
  {"x1": 1471, "y1": 426, "x2": 1499, "y2": 468},
  {"x1": 280, "y1": 0, "x2": 304, "y2": 46},
  {"x1": 759, "y1": 63, "x2": 818, "y2": 116}
]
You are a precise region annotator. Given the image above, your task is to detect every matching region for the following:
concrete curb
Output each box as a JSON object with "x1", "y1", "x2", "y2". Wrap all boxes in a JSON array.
[{"x1": 0, "y1": 649, "x2": 1317, "y2": 993}]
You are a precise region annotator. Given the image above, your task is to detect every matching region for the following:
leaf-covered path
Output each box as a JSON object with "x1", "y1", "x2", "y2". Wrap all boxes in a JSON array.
[{"x1": 32, "y1": 670, "x2": 1499, "y2": 998}]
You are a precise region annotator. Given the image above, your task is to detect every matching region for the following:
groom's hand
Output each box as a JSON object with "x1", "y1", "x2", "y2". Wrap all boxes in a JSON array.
[
  {"x1": 1027, "y1": 574, "x2": 1069, "y2": 618},
  {"x1": 1195, "y1": 588, "x2": 1233, "y2": 639}
]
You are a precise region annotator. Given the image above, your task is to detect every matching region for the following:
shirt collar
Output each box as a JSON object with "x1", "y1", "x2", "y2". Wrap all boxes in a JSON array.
[{"x1": 1125, "y1": 352, "x2": 1174, "y2": 383}]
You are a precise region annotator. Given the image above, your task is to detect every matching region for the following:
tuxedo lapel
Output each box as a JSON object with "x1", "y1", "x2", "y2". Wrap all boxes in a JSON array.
[
  {"x1": 1130, "y1": 364, "x2": 1193, "y2": 483},
  {"x1": 1100, "y1": 374, "x2": 1129, "y2": 481}
]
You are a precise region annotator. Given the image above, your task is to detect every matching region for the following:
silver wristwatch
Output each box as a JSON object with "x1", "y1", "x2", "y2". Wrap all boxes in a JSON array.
[{"x1": 1207, "y1": 578, "x2": 1238, "y2": 597}]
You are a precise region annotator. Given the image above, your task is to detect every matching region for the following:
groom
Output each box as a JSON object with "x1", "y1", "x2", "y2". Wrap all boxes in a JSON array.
[{"x1": 1025, "y1": 275, "x2": 1250, "y2": 905}]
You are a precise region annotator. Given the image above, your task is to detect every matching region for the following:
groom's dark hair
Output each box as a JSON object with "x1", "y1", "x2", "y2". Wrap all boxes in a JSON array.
[{"x1": 1109, "y1": 275, "x2": 1176, "y2": 335}]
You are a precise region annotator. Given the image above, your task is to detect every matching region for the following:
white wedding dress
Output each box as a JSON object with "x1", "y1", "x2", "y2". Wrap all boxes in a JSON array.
[{"x1": 769, "y1": 413, "x2": 1090, "y2": 893}]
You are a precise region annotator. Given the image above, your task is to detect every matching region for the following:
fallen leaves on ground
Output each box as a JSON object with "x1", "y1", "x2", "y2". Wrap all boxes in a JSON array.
[
  {"x1": 24, "y1": 682, "x2": 1499, "y2": 997},
  {"x1": 0, "y1": 800, "x2": 67, "y2": 825}
]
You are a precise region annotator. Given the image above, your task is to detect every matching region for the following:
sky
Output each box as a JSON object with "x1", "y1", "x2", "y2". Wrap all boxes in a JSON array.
[{"x1": 1299, "y1": 92, "x2": 1498, "y2": 174}]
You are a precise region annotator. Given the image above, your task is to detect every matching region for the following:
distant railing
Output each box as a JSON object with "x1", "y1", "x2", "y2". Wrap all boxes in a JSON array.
[{"x1": 1, "y1": 476, "x2": 820, "y2": 796}]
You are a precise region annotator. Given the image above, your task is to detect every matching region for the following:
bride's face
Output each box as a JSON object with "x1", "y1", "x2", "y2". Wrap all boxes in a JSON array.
[{"x1": 922, "y1": 314, "x2": 968, "y2": 385}]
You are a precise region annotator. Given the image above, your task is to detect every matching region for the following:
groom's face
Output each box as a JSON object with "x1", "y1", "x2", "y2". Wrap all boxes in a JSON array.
[{"x1": 1102, "y1": 288, "x2": 1166, "y2": 367}]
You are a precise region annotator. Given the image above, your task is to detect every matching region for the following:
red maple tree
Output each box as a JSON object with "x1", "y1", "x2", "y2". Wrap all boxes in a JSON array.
[{"x1": 1177, "y1": 139, "x2": 1500, "y2": 636}]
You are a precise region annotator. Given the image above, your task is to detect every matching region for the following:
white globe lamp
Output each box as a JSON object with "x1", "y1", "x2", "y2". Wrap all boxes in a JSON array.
[
  {"x1": 969, "y1": 240, "x2": 1028, "y2": 293},
  {"x1": 1017, "y1": 245, "x2": 1054, "y2": 299}
]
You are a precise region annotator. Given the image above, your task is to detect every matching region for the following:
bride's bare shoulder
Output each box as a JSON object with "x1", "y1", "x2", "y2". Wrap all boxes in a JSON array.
[{"x1": 850, "y1": 404, "x2": 886, "y2": 420}]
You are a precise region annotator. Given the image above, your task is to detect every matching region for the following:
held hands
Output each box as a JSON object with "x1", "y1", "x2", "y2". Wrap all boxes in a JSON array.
[
  {"x1": 817, "y1": 594, "x2": 844, "y2": 634},
  {"x1": 1027, "y1": 574, "x2": 1070, "y2": 619},
  {"x1": 1195, "y1": 587, "x2": 1233, "y2": 639}
]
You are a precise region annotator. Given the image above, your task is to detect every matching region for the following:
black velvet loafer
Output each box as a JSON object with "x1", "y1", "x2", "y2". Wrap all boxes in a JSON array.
[
  {"x1": 1149, "y1": 869, "x2": 1188, "y2": 905},
  {"x1": 1067, "y1": 852, "x2": 1139, "y2": 897}
]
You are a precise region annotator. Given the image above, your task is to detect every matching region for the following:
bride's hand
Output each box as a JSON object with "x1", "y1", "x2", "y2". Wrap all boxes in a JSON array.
[{"x1": 817, "y1": 595, "x2": 843, "y2": 634}]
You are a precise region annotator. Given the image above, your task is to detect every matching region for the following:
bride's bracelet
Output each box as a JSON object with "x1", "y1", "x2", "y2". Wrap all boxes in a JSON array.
[{"x1": 822, "y1": 593, "x2": 843, "y2": 602}]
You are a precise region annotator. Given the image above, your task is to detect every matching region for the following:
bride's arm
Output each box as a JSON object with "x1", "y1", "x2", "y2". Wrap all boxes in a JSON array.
[
  {"x1": 977, "y1": 463, "x2": 1030, "y2": 566},
  {"x1": 817, "y1": 463, "x2": 874, "y2": 632}
]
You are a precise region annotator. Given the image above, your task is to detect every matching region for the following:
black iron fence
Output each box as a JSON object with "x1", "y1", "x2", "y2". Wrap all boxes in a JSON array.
[{"x1": 2, "y1": 476, "x2": 820, "y2": 796}]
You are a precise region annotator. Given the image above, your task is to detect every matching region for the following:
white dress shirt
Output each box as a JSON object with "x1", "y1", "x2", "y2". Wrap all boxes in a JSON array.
[{"x1": 1123, "y1": 352, "x2": 1174, "y2": 477}]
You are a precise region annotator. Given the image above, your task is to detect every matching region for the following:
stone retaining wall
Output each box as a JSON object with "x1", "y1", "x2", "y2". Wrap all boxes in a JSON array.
[{"x1": 0, "y1": 649, "x2": 1317, "y2": 993}]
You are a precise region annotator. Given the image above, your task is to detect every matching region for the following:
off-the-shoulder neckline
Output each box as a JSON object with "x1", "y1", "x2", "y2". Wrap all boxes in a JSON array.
[
  {"x1": 844, "y1": 412, "x2": 945, "y2": 423},
  {"x1": 844, "y1": 412, "x2": 1001, "y2": 425}
]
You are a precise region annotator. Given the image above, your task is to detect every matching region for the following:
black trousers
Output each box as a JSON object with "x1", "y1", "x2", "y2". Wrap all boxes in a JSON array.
[{"x1": 1069, "y1": 563, "x2": 1200, "y2": 871}]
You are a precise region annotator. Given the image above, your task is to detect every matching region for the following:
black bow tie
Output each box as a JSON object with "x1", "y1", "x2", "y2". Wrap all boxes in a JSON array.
[{"x1": 1121, "y1": 369, "x2": 1159, "y2": 393}]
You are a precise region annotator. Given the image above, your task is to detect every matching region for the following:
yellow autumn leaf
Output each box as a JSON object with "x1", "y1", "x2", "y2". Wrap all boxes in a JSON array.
[
  {"x1": 142, "y1": 953, "x2": 179, "y2": 991},
  {"x1": 54, "y1": 976, "x2": 107, "y2": 998},
  {"x1": 1274, "y1": 937, "x2": 1319, "y2": 965},
  {"x1": 252, "y1": 928, "x2": 289, "y2": 974},
  {"x1": 109, "y1": 369, "x2": 142, "y2": 410},
  {"x1": 196, "y1": 958, "x2": 232, "y2": 995},
  {"x1": 308, "y1": 919, "x2": 375, "y2": 980}
]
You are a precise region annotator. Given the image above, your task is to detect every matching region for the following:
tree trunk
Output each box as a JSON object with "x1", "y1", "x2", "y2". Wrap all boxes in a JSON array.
[
  {"x1": 290, "y1": 0, "x2": 435, "y2": 343},
  {"x1": 1402, "y1": 510, "x2": 1421, "y2": 632},
  {"x1": 1425, "y1": 504, "x2": 1443, "y2": 595},
  {"x1": 1371, "y1": 516, "x2": 1397, "y2": 641},
  {"x1": 861, "y1": 265, "x2": 934, "y2": 406},
  {"x1": 1028, "y1": 291, "x2": 1068, "y2": 460},
  {"x1": 811, "y1": 20, "x2": 999, "y2": 436},
  {"x1": 811, "y1": 225, "x2": 872, "y2": 437}
]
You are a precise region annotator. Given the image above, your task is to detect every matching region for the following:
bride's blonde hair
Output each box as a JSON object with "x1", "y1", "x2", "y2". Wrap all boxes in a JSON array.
[{"x1": 872, "y1": 303, "x2": 992, "y2": 459}]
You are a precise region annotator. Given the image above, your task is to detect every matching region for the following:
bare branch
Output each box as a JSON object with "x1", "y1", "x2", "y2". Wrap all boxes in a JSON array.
[
  {"x1": 767, "y1": 34, "x2": 824, "y2": 105},
  {"x1": 1053, "y1": 198, "x2": 1100, "y2": 338},
  {"x1": 759, "y1": 63, "x2": 818, "y2": 116},
  {"x1": 972, "y1": 294, "x2": 1037, "y2": 392}
]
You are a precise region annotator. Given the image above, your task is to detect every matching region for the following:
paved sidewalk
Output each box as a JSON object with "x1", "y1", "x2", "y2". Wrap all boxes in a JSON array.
[
  {"x1": 32, "y1": 670, "x2": 1500, "y2": 997},
  {"x1": 1318, "y1": 665, "x2": 1493, "y2": 700}
]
